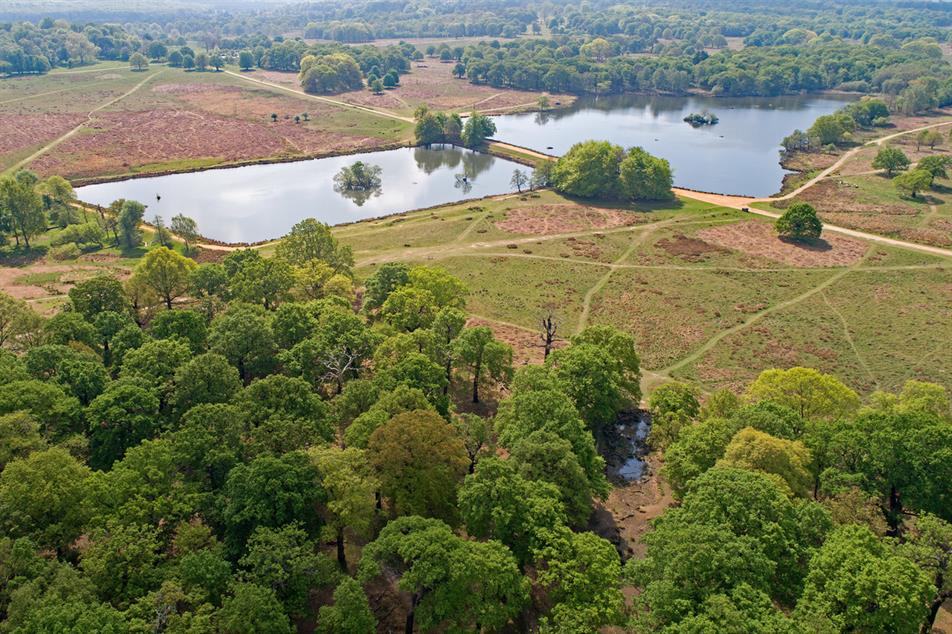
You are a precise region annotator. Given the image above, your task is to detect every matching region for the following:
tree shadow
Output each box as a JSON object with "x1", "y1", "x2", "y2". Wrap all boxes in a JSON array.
[
  {"x1": 778, "y1": 236, "x2": 833, "y2": 252},
  {"x1": 0, "y1": 246, "x2": 48, "y2": 267}
]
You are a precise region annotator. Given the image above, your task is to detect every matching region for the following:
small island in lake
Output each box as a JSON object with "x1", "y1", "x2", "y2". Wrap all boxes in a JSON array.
[{"x1": 683, "y1": 111, "x2": 719, "y2": 127}]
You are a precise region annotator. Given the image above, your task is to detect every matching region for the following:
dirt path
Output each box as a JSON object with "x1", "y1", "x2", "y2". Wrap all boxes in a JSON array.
[
  {"x1": 223, "y1": 70, "x2": 414, "y2": 123},
  {"x1": 3, "y1": 69, "x2": 164, "y2": 176}
]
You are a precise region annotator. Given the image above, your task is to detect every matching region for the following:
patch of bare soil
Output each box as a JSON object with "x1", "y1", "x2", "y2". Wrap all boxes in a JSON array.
[
  {"x1": 697, "y1": 221, "x2": 867, "y2": 267},
  {"x1": 0, "y1": 263, "x2": 108, "y2": 300},
  {"x1": 495, "y1": 204, "x2": 641, "y2": 236},
  {"x1": 467, "y1": 316, "x2": 564, "y2": 365},
  {"x1": 595, "y1": 455, "x2": 673, "y2": 559},
  {"x1": 656, "y1": 233, "x2": 729, "y2": 262}
]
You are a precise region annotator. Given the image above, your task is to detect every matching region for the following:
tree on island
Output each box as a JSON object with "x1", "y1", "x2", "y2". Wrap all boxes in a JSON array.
[
  {"x1": 775, "y1": 202, "x2": 823, "y2": 241},
  {"x1": 333, "y1": 161, "x2": 383, "y2": 206}
]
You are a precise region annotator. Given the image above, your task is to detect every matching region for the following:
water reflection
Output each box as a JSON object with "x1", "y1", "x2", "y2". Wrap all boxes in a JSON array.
[
  {"x1": 75, "y1": 146, "x2": 520, "y2": 243},
  {"x1": 492, "y1": 93, "x2": 855, "y2": 196}
]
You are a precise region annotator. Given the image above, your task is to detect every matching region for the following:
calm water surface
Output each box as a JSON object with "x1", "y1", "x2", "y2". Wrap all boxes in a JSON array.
[
  {"x1": 492, "y1": 93, "x2": 855, "y2": 197},
  {"x1": 75, "y1": 145, "x2": 520, "y2": 243}
]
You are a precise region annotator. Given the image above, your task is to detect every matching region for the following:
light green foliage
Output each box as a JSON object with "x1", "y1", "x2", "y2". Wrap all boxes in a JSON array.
[
  {"x1": 362, "y1": 262, "x2": 409, "y2": 311},
  {"x1": 648, "y1": 381, "x2": 701, "y2": 449},
  {"x1": 0, "y1": 175, "x2": 45, "y2": 249},
  {"x1": 796, "y1": 524, "x2": 934, "y2": 632},
  {"x1": 133, "y1": 247, "x2": 197, "y2": 310},
  {"x1": 0, "y1": 412, "x2": 45, "y2": 470},
  {"x1": 699, "y1": 388, "x2": 740, "y2": 420},
  {"x1": 619, "y1": 146, "x2": 675, "y2": 200},
  {"x1": 511, "y1": 430, "x2": 595, "y2": 527},
  {"x1": 150, "y1": 309, "x2": 207, "y2": 354},
  {"x1": 917, "y1": 155, "x2": 951, "y2": 183},
  {"x1": 235, "y1": 374, "x2": 332, "y2": 451},
  {"x1": 368, "y1": 410, "x2": 468, "y2": 523},
  {"x1": 807, "y1": 112, "x2": 855, "y2": 145},
  {"x1": 552, "y1": 140, "x2": 624, "y2": 199},
  {"x1": 662, "y1": 416, "x2": 741, "y2": 498},
  {"x1": 871, "y1": 145, "x2": 911, "y2": 175},
  {"x1": 894, "y1": 168, "x2": 935, "y2": 198},
  {"x1": 316, "y1": 577, "x2": 377, "y2": 634},
  {"x1": 344, "y1": 385, "x2": 433, "y2": 448},
  {"x1": 218, "y1": 583, "x2": 292, "y2": 634},
  {"x1": 746, "y1": 367, "x2": 859, "y2": 422},
  {"x1": 381, "y1": 286, "x2": 436, "y2": 331},
  {"x1": 0, "y1": 448, "x2": 89, "y2": 552},
  {"x1": 775, "y1": 202, "x2": 823, "y2": 241},
  {"x1": 119, "y1": 338, "x2": 191, "y2": 408},
  {"x1": 117, "y1": 199, "x2": 146, "y2": 249},
  {"x1": 717, "y1": 427, "x2": 813, "y2": 497},
  {"x1": 547, "y1": 342, "x2": 625, "y2": 431},
  {"x1": 0, "y1": 379, "x2": 82, "y2": 438},
  {"x1": 172, "y1": 352, "x2": 242, "y2": 416},
  {"x1": 460, "y1": 111, "x2": 497, "y2": 148},
  {"x1": 408, "y1": 266, "x2": 467, "y2": 310},
  {"x1": 276, "y1": 218, "x2": 353, "y2": 273},
  {"x1": 0, "y1": 292, "x2": 42, "y2": 351}
]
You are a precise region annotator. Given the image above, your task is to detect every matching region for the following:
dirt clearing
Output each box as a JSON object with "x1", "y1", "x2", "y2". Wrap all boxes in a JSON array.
[
  {"x1": 697, "y1": 221, "x2": 867, "y2": 267},
  {"x1": 656, "y1": 233, "x2": 729, "y2": 262},
  {"x1": 495, "y1": 204, "x2": 642, "y2": 236}
]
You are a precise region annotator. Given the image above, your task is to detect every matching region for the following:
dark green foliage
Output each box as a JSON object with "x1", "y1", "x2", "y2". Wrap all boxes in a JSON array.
[{"x1": 776, "y1": 202, "x2": 823, "y2": 241}]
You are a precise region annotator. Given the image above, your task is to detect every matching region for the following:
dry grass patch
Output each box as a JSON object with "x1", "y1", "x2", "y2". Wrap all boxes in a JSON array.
[
  {"x1": 696, "y1": 221, "x2": 867, "y2": 267},
  {"x1": 466, "y1": 316, "x2": 564, "y2": 366},
  {"x1": 655, "y1": 233, "x2": 729, "y2": 262},
  {"x1": 495, "y1": 204, "x2": 642, "y2": 236}
]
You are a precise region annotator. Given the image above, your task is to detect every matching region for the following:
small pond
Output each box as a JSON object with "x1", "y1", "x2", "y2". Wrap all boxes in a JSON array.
[
  {"x1": 608, "y1": 410, "x2": 652, "y2": 483},
  {"x1": 492, "y1": 93, "x2": 855, "y2": 197},
  {"x1": 75, "y1": 145, "x2": 522, "y2": 243}
]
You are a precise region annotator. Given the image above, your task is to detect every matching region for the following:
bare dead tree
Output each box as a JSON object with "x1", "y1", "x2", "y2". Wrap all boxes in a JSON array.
[{"x1": 542, "y1": 309, "x2": 559, "y2": 359}]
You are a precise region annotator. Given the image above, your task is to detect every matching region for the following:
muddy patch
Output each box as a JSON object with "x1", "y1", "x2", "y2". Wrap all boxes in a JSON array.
[
  {"x1": 656, "y1": 233, "x2": 729, "y2": 262},
  {"x1": 495, "y1": 204, "x2": 641, "y2": 236},
  {"x1": 697, "y1": 221, "x2": 867, "y2": 267}
]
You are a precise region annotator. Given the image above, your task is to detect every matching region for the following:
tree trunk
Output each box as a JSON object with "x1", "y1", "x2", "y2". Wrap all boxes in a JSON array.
[
  {"x1": 165, "y1": 294, "x2": 173, "y2": 310},
  {"x1": 336, "y1": 527, "x2": 347, "y2": 571},
  {"x1": 405, "y1": 593, "x2": 418, "y2": 634},
  {"x1": 444, "y1": 359, "x2": 452, "y2": 395},
  {"x1": 472, "y1": 358, "x2": 481, "y2": 403},
  {"x1": 923, "y1": 591, "x2": 948, "y2": 634}
]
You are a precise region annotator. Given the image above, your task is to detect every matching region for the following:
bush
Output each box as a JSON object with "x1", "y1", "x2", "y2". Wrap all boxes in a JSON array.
[
  {"x1": 51, "y1": 222, "x2": 106, "y2": 249},
  {"x1": 50, "y1": 244, "x2": 81, "y2": 260}
]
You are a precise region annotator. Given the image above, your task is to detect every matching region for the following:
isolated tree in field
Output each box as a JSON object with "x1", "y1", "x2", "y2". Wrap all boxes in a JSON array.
[
  {"x1": 194, "y1": 52, "x2": 208, "y2": 71},
  {"x1": 117, "y1": 199, "x2": 145, "y2": 248},
  {"x1": 619, "y1": 146, "x2": 674, "y2": 200},
  {"x1": 917, "y1": 155, "x2": 952, "y2": 185},
  {"x1": 367, "y1": 409, "x2": 469, "y2": 523},
  {"x1": 129, "y1": 52, "x2": 148, "y2": 71},
  {"x1": 133, "y1": 246, "x2": 197, "y2": 310},
  {"x1": 461, "y1": 111, "x2": 496, "y2": 148},
  {"x1": 510, "y1": 168, "x2": 529, "y2": 192},
  {"x1": 210, "y1": 53, "x2": 224, "y2": 71},
  {"x1": 0, "y1": 176, "x2": 45, "y2": 248},
  {"x1": 871, "y1": 145, "x2": 910, "y2": 176},
  {"x1": 894, "y1": 169, "x2": 934, "y2": 198},
  {"x1": 170, "y1": 214, "x2": 199, "y2": 252},
  {"x1": 168, "y1": 50, "x2": 183, "y2": 67},
  {"x1": 775, "y1": 202, "x2": 822, "y2": 241},
  {"x1": 453, "y1": 62, "x2": 466, "y2": 78},
  {"x1": 917, "y1": 129, "x2": 943, "y2": 151},
  {"x1": 238, "y1": 50, "x2": 254, "y2": 71},
  {"x1": 452, "y1": 326, "x2": 513, "y2": 403}
]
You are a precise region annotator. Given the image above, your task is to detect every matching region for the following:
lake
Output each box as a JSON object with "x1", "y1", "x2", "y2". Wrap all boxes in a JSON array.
[
  {"x1": 75, "y1": 145, "x2": 522, "y2": 243},
  {"x1": 491, "y1": 93, "x2": 855, "y2": 197}
]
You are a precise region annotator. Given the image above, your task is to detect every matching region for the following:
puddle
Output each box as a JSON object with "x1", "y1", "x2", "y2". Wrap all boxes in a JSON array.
[{"x1": 605, "y1": 409, "x2": 651, "y2": 483}]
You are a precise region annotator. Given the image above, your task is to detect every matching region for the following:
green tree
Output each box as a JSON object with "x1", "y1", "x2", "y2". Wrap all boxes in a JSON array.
[
  {"x1": 119, "y1": 338, "x2": 191, "y2": 409},
  {"x1": 362, "y1": 262, "x2": 409, "y2": 311},
  {"x1": 316, "y1": 577, "x2": 376, "y2": 634},
  {"x1": 208, "y1": 303, "x2": 276, "y2": 383},
  {"x1": 275, "y1": 218, "x2": 353, "y2": 273},
  {"x1": 0, "y1": 412, "x2": 45, "y2": 470},
  {"x1": 648, "y1": 381, "x2": 701, "y2": 449},
  {"x1": 807, "y1": 112, "x2": 854, "y2": 145},
  {"x1": 367, "y1": 409, "x2": 468, "y2": 523},
  {"x1": 746, "y1": 367, "x2": 859, "y2": 421},
  {"x1": 662, "y1": 416, "x2": 741, "y2": 497},
  {"x1": 452, "y1": 326, "x2": 513, "y2": 403},
  {"x1": 552, "y1": 140, "x2": 624, "y2": 199},
  {"x1": 510, "y1": 430, "x2": 595, "y2": 527},
  {"x1": 381, "y1": 286, "x2": 437, "y2": 332},
  {"x1": 133, "y1": 247, "x2": 197, "y2": 310},
  {"x1": 68, "y1": 275, "x2": 127, "y2": 322},
  {"x1": 717, "y1": 427, "x2": 813, "y2": 497},
  {"x1": 917, "y1": 155, "x2": 951, "y2": 184},
  {"x1": 238, "y1": 50, "x2": 255, "y2": 71},
  {"x1": 0, "y1": 448, "x2": 89, "y2": 553},
  {"x1": 0, "y1": 292, "x2": 42, "y2": 350},
  {"x1": 86, "y1": 382, "x2": 160, "y2": 470},
  {"x1": 796, "y1": 524, "x2": 933, "y2": 632},
  {"x1": 171, "y1": 352, "x2": 241, "y2": 415},
  {"x1": 458, "y1": 456, "x2": 566, "y2": 566},
  {"x1": 460, "y1": 111, "x2": 497, "y2": 148},
  {"x1": 129, "y1": 52, "x2": 148, "y2": 71},
  {"x1": 309, "y1": 446, "x2": 379, "y2": 570},
  {"x1": 238, "y1": 524, "x2": 336, "y2": 617},
  {"x1": 150, "y1": 308, "x2": 207, "y2": 353},
  {"x1": 619, "y1": 146, "x2": 674, "y2": 200},
  {"x1": 0, "y1": 175, "x2": 45, "y2": 249},
  {"x1": 898, "y1": 514, "x2": 952, "y2": 631},
  {"x1": 894, "y1": 168, "x2": 934, "y2": 198},
  {"x1": 170, "y1": 214, "x2": 199, "y2": 253},
  {"x1": 117, "y1": 199, "x2": 145, "y2": 248},
  {"x1": 775, "y1": 202, "x2": 823, "y2": 241},
  {"x1": 218, "y1": 583, "x2": 292, "y2": 634},
  {"x1": 547, "y1": 342, "x2": 626, "y2": 431},
  {"x1": 81, "y1": 521, "x2": 162, "y2": 607},
  {"x1": 871, "y1": 145, "x2": 910, "y2": 176}
]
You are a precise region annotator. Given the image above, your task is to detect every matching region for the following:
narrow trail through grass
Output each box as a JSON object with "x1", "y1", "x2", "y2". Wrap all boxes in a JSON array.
[
  {"x1": 821, "y1": 290, "x2": 879, "y2": 390},
  {"x1": 3, "y1": 69, "x2": 164, "y2": 176}
]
